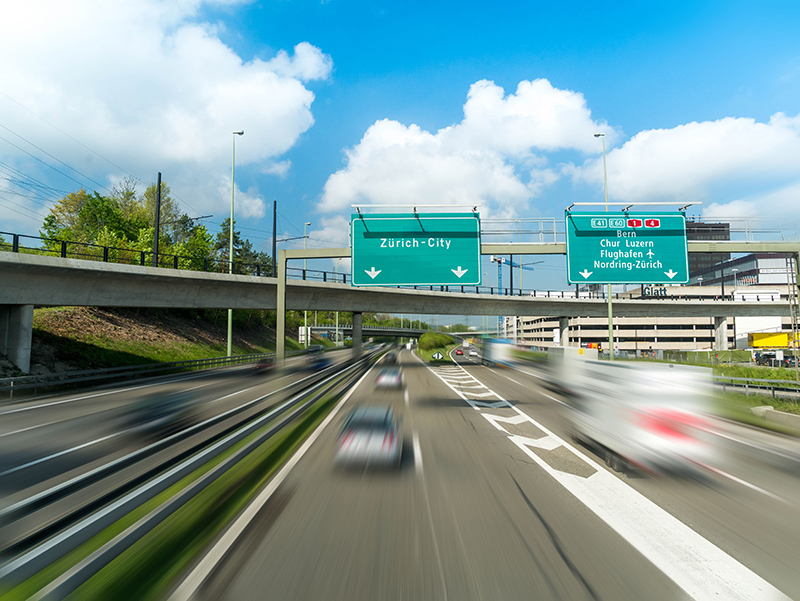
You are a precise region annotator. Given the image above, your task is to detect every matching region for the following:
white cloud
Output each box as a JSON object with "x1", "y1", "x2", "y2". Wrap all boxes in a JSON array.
[
  {"x1": 0, "y1": 0, "x2": 331, "y2": 226},
  {"x1": 570, "y1": 113, "x2": 800, "y2": 204},
  {"x1": 318, "y1": 79, "x2": 613, "y2": 215}
]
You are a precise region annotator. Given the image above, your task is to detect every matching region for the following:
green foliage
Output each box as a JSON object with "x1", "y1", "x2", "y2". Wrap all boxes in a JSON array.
[
  {"x1": 419, "y1": 332, "x2": 455, "y2": 351},
  {"x1": 214, "y1": 218, "x2": 272, "y2": 274}
]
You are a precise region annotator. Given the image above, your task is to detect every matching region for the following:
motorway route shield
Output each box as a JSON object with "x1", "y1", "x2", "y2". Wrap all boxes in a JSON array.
[
  {"x1": 351, "y1": 212, "x2": 481, "y2": 286},
  {"x1": 566, "y1": 212, "x2": 689, "y2": 284}
]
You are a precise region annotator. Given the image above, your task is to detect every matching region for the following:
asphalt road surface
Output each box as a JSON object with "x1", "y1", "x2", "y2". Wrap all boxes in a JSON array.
[{"x1": 193, "y1": 349, "x2": 799, "y2": 601}]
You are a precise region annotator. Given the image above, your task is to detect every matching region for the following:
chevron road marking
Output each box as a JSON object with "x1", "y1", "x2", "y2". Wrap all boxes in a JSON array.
[{"x1": 420, "y1": 351, "x2": 791, "y2": 601}]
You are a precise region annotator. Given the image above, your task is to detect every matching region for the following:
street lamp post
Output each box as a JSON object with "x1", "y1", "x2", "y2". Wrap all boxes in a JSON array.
[
  {"x1": 227, "y1": 130, "x2": 244, "y2": 358},
  {"x1": 732, "y1": 268, "x2": 739, "y2": 293},
  {"x1": 594, "y1": 132, "x2": 614, "y2": 361},
  {"x1": 304, "y1": 222, "x2": 311, "y2": 348}
]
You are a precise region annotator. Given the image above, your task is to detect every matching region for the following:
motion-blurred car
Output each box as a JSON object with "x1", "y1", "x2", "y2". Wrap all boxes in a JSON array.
[
  {"x1": 376, "y1": 367, "x2": 403, "y2": 388},
  {"x1": 127, "y1": 391, "x2": 197, "y2": 435},
  {"x1": 306, "y1": 348, "x2": 332, "y2": 371},
  {"x1": 455, "y1": 349, "x2": 464, "y2": 356},
  {"x1": 384, "y1": 351, "x2": 398, "y2": 364},
  {"x1": 335, "y1": 405, "x2": 402, "y2": 468},
  {"x1": 251, "y1": 357, "x2": 275, "y2": 374}
]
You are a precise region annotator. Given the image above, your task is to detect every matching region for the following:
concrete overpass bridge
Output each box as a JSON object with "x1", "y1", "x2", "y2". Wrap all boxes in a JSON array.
[{"x1": 1, "y1": 239, "x2": 797, "y2": 372}]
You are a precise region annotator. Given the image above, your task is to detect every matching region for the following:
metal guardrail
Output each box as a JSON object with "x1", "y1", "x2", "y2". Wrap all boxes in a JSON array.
[
  {"x1": 0, "y1": 347, "x2": 381, "y2": 595},
  {"x1": 0, "y1": 350, "x2": 308, "y2": 400},
  {"x1": 713, "y1": 375, "x2": 800, "y2": 398}
]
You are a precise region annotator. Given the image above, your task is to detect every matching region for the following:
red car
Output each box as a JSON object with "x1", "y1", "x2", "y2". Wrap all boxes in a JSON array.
[{"x1": 455, "y1": 349, "x2": 464, "y2": 355}]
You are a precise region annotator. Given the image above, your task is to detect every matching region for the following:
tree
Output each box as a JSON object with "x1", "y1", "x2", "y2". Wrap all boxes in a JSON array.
[{"x1": 214, "y1": 218, "x2": 272, "y2": 275}]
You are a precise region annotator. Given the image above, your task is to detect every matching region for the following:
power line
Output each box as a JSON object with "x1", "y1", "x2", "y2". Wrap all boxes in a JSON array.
[{"x1": 0, "y1": 121, "x2": 111, "y2": 194}]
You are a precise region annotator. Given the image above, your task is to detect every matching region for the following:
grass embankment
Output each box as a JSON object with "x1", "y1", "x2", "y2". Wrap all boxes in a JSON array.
[
  {"x1": 416, "y1": 332, "x2": 457, "y2": 363},
  {"x1": 3, "y1": 375, "x2": 353, "y2": 601},
  {"x1": 31, "y1": 307, "x2": 302, "y2": 370}
]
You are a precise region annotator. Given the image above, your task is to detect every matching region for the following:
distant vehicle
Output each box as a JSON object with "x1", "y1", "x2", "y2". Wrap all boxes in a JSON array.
[
  {"x1": 127, "y1": 391, "x2": 196, "y2": 435},
  {"x1": 376, "y1": 367, "x2": 403, "y2": 388},
  {"x1": 384, "y1": 351, "x2": 398, "y2": 364},
  {"x1": 455, "y1": 349, "x2": 464, "y2": 356},
  {"x1": 479, "y1": 338, "x2": 513, "y2": 367},
  {"x1": 335, "y1": 405, "x2": 402, "y2": 468},
  {"x1": 306, "y1": 347, "x2": 332, "y2": 370},
  {"x1": 251, "y1": 357, "x2": 275, "y2": 374},
  {"x1": 469, "y1": 348, "x2": 478, "y2": 357}
]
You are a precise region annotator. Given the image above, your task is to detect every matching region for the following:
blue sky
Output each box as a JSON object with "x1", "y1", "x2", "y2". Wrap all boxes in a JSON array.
[{"x1": 2, "y1": 1, "x2": 800, "y2": 297}]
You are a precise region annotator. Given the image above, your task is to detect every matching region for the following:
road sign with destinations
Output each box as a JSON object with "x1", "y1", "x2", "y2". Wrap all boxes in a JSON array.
[
  {"x1": 351, "y1": 212, "x2": 481, "y2": 287},
  {"x1": 565, "y1": 212, "x2": 688, "y2": 284}
]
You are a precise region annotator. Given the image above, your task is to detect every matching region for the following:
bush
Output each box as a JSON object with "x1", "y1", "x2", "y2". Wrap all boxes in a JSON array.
[{"x1": 419, "y1": 332, "x2": 454, "y2": 351}]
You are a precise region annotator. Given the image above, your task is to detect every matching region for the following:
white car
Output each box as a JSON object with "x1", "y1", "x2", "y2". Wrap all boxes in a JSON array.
[
  {"x1": 376, "y1": 367, "x2": 403, "y2": 388},
  {"x1": 335, "y1": 406, "x2": 402, "y2": 468},
  {"x1": 469, "y1": 348, "x2": 478, "y2": 357}
]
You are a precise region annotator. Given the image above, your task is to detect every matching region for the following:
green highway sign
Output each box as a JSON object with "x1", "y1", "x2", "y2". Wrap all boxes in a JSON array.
[
  {"x1": 351, "y1": 212, "x2": 481, "y2": 287},
  {"x1": 565, "y1": 212, "x2": 688, "y2": 284}
]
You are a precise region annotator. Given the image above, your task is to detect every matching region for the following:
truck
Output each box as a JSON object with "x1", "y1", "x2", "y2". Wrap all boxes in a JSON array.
[{"x1": 548, "y1": 351, "x2": 717, "y2": 475}]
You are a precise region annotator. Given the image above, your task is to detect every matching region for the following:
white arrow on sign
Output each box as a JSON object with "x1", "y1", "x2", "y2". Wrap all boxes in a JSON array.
[
  {"x1": 665, "y1": 269, "x2": 678, "y2": 279},
  {"x1": 579, "y1": 269, "x2": 593, "y2": 279},
  {"x1": 451, "y1": 266, "x2": 468, "y2": 278},
  {"x1": 365, "y1": 267, "x2": 381, "y2": 279},
  {"x1": 432, "y1": 351, "x2": 443, "y2": 360}
]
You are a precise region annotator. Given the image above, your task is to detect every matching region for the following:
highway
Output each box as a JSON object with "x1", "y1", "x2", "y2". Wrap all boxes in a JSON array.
[
  {"x1": 2, "y1": 347, "x2": 798, "y2": 599},
  {"x1": 173, "y1": 349, "x2": 800, "y2": 601}
]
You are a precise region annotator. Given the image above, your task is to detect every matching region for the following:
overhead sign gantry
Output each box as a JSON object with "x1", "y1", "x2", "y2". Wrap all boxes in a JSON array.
[
  {"x1": 566, "y1": 211, "x2": 689, "y2": 284},
  {"x1": 351, "y1": 210, "x2": 481, "y2": 287}
]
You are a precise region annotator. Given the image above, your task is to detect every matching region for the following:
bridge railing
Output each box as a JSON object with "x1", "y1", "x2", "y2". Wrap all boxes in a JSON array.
[{"x1": 0, "y1": 230, "x2": 788, "y2": 302}]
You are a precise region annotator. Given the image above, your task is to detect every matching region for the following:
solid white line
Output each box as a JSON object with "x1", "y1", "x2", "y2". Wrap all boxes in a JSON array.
[
  {"x1": 504, "y1": 375, "x2": 522, "y2": 387},
  {"x1": 424, "y1": 360, "x2": 791, "y2": 601},
  {"x1": 404, "y1": 387, "x2": 409, "y2": 407},
  {"x1": 169, "y1": 360, "x2": 379, "y2": 601},
  {"x1": 0, "y1": 431, "x2": 124, "y2": 477},
  {"x1": 693, "y1": 460, "x2": 788, "y2": 504},
  {"x1": 413, "y1": 431, "x2": 423, "y2": 474},
  {"x1": 0, "y1": 419, "x2": 62, "y2": 439}
]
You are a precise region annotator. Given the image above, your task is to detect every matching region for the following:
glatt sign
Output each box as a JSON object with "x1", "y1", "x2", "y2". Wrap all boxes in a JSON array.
[
  {"x1": 351, "y1": 212, "x2": 481, "y2": 287},
  {"x1": 566, "y1": 212, "x2": 689, "y2": 284}
]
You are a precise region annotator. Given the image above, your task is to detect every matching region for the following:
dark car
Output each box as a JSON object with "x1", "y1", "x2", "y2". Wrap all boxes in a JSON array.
[
  {"x1": 127, "y1": 391, "x2": 197, "y2": 435},
  {"x1": 251, "y1": 357, "x2": 275, "y2": 374},
  {"x1": 306, "y1": 348, "x2": 332, "y2": 370}
]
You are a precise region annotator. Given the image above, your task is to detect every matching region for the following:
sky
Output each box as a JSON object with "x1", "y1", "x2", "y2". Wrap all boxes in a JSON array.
[{"x1": 2, "y1": 0, "x2": 800, "y2": 299}]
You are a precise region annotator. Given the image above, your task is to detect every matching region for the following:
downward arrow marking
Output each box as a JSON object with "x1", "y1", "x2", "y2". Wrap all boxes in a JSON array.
[
  {"x1": 451, "y1": 266, "x2": 468, "y2": 278},
  {"x1": 579, "y1": 269, "x2": 593, "y2": 279},
  {"x1": 365, "y1": 267, "x2": 381, "y2": 279},
  {"x1": 664, "y1": 269, "x2": 678, "y2": 279}
]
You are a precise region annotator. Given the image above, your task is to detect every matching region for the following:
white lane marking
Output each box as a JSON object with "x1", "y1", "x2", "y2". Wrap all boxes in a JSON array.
[
  {"x1": 0, "y1": 431, "x2": 124, "y2": 477},
  {"x1": 0, "y1": 419, "x2": 63, "y2": 439},
  {"x1": 404, "y1": 387, "x2": 409, "y2": 407},
  {"x1": 691, "y1": 460, "x2": 788, "y2": 504},
  {"x1": 504, "y1": 375, "x2": 522, "y2": 387},
  {"x1": 422, "y1": 360, "x2": 791, "y2": 601},
  {"x1": 413, "y1": 431, "x2": 423, "y2": 474},
  {"x1": 0, "y1": 380, "x2": 271, "y2": 476},
  {"x1": 0, "y1": 357, "x2": 309, "y2": 416},
  {"x1": 169, "y1": 360, "x2": 380, "y2": 601}
]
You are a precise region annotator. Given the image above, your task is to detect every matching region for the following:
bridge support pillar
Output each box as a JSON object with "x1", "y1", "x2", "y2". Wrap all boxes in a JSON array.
[
  {"x1": 558, "y1": 317, "x2": 570, "y2": 347},
  {"x1": 352, "y1": 312, "x2": 362, "y2": 357},
  {"x1": 0, "y1": 304, "x2": 33, "y2": 373},
  {"x1": 714, "y1": 316, "x2": 729, "y2": 351},
  {"x1": 276, "y1": 250, "x2": 286, "y2": 365}
]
